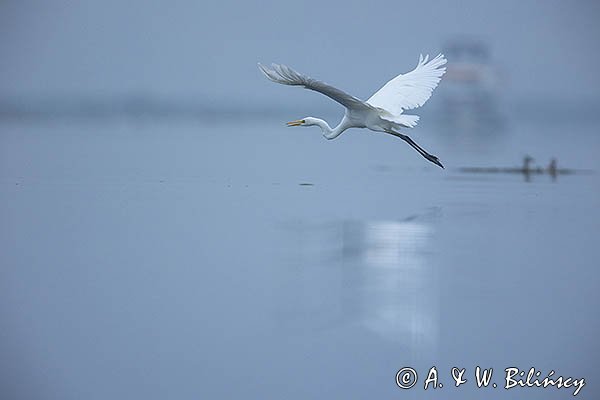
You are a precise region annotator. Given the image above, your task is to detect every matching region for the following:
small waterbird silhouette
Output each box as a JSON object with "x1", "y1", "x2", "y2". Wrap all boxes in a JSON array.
[{"x1": 459, "y1": 156, "x2": 588, "y2": 182}]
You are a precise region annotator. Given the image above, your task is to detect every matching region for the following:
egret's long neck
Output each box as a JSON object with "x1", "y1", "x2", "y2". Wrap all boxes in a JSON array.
[{"x1": 312, "y1": 118, "x2": 347, "y2": 140}]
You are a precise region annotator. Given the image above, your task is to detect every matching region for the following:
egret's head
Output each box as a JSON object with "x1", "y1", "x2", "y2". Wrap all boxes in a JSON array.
[{"x1": 286, "y1": 117, "x2": 317, "y2": 127}]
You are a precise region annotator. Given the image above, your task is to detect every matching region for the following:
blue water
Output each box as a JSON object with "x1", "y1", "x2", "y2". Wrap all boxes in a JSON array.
[{"x1": 1, "y1": 112, "x2": 599, "y2": 399}]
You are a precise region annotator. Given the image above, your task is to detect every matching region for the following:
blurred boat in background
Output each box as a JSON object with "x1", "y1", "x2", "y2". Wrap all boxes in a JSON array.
[
  {"x1": 435, "y1": 38, "x2": 505, "y2": 147},
  {"x1": 442, "y1": 38, "x2": 500, "y2": 112}
]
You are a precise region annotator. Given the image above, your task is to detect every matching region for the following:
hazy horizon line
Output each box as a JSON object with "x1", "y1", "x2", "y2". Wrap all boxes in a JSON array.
[{"x1": 1, "y1": 94, "x2": 599, "y2": 122}]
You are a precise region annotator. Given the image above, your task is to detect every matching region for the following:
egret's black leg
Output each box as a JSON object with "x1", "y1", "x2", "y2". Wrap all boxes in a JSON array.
[{"x1": 384, "y1": 130, "x2": 444, "y2": 169}]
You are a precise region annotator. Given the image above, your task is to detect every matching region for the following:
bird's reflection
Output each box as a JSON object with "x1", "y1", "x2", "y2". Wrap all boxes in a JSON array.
[
  {"x1": 341, "y1": 217, "x2": 438, "y2": 354},
  {"x1": 275, "y1": 210, "x2": 439, "y2": 356}
]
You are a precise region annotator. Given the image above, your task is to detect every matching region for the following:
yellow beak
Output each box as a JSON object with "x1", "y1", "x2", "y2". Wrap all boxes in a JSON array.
[{"x1": 286, "y1": 119, "x2": 305, "y2": 127}]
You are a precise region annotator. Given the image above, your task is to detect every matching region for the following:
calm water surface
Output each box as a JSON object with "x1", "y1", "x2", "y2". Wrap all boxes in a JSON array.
[{"x1": 1, "y1": 113, "x2": 599, "y2": 399}]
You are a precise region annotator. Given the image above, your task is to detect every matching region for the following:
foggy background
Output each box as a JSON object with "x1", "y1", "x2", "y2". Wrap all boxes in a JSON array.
[{"x1": 1, "y1": 0, "x2": 599, "y2": 109}]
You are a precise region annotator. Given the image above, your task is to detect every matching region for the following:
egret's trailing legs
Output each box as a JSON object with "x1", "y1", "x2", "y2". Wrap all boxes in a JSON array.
[{"x1": 384, "y1": 129, "x2": 444, "y2": 169}]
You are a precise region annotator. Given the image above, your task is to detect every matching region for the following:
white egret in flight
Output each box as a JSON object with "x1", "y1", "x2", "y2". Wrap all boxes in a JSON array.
[{"x1": 258, "y1": 54, "x2": 447, "y2": 168}]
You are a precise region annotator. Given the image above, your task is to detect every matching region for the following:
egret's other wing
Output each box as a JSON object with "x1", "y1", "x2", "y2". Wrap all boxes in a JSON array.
[
  {"x1": 258, "y1": 63, "x2": 370, "y2": 111},
  {"x1": 366, "y1": 54, "x2": 447, "y2": 116}
]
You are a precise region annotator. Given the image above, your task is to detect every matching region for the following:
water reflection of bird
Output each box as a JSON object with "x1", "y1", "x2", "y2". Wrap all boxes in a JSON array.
[{"x1": 259, "y1": 55, "x2": 447, "y2": 168}]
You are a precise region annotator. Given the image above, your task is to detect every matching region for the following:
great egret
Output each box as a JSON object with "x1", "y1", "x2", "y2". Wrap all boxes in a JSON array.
[{"x1": 258, "y1": 54, "x2": 447, "y2": 168}]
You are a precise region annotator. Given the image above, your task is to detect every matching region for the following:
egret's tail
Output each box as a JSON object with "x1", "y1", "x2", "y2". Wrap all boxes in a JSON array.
[{"x1": 389, "y1": 114, "x2": 420, "y2": 128}]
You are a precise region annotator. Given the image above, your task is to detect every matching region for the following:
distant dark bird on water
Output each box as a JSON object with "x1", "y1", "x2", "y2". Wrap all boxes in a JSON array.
[{"x1": 459, "y1": 156, "x2": 587, "y2": 182}]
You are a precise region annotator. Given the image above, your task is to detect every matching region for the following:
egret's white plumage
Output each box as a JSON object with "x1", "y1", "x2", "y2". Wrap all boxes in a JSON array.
[
  {"x1": 258, "y1": 54, "x2": 447, "y2": 168},
  {"x1": 367, "y1": 54, "x2": 447, "y2": 120}
]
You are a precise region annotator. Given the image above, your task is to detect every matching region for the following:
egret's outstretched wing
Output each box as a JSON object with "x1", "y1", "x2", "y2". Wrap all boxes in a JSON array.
[
  {"x1": 258, "y1": 63, "x2": 371, "y2": 111},
  {"x1": 366, "y1": 54, "x2": 447, "y2": 116}
]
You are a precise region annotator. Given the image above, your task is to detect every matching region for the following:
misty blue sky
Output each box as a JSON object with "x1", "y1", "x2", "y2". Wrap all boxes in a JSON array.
[{"x1": 1, "y1": 0, "x2": 599, "y2": 108}]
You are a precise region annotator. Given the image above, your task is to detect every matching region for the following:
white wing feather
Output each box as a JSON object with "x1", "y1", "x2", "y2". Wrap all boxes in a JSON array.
[
  {"x1": 258, "y1": 63, "x2": 371, "y2": 111},
  {"x1": 366, "y1": 54, "x2": 447, "y2": 118}
]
